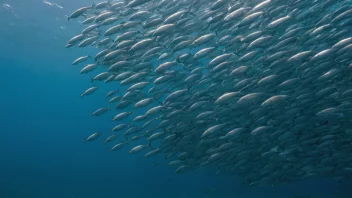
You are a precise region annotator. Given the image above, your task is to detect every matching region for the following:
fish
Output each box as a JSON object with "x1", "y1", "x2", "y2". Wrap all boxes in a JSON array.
[
  {"x1": 109, "y1": 96, "x2": 122, "y2": 103},
  {"x1": 92, "y1": 72, "x2": 110, "y2": 82},
  {"x1": 110, "y1": 142, "x2": 126, "y2": 151},
  {"x1": 78, "y1": 36, "x2": 98, "y2": 47},
  {"x1": 67, "y1": 34, "x2": 85, "y2": 45},
  {"x1": 134, "y1": 98, "x2": 154, "y2": 108},
  {"x1": 72, "y1": 56, "x2": 90, "y2": 65},
  {"x1": 104, "y1": 134, "x2": 117, "y2": 143},
  {"x1": 68, "y1": 4, "x2": 94, "y2": 21},
  {"x1": 65, "y1": 0, "x2": 352, "y2": 187},
  {"x1": 95, "y1": 0, "x2": 112, "y2": 9},
  {"x1": 112, "y1": 124, "x2": 129, "y2": 132},
  {"x1": 80, "y1": 86, "x2": 98, "y2": 98},
  {"x1": 105, "y1": 90, "x2": 119, "y2": 98},
  {"x1": 85, "y1": 132, "x2": 102, "y2": 143},
  {"x1": 129, "y1": 144, "x2": 151, "y2": 154},
  {"x1": 80, "y1": 64, "x2": 98, "y2": 74},
  {"x1": 112, "y1": 112, "x2": 132, "y2": 121},
  {"x1": 91, "y1": 108, "x2": 110, "y2": 116}
]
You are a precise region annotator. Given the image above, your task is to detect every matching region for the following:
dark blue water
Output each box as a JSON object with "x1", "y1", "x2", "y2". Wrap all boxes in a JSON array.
[{"x1": 0, "y1": 1, "x2": 348, "y2": 198}]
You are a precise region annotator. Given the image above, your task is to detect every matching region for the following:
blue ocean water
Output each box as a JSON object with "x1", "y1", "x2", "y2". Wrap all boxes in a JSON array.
[{"x1": 0, "y1": 1, "x2": 350, "y2": 198}]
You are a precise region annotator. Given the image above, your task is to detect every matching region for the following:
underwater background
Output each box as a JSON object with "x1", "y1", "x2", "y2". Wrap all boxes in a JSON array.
[{"x1": 0, "y1": 0, "x2": 351, "y2": 198}]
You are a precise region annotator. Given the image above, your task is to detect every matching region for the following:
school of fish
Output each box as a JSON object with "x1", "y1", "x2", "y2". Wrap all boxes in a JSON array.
[{"x1": 66, "y1": 0, "x2": 352, "y2": 186}]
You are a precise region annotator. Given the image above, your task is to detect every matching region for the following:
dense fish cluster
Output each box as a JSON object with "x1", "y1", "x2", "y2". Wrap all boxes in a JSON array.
[{"x1": 67, "y1": 0, "x2": 352, "y2": 186}]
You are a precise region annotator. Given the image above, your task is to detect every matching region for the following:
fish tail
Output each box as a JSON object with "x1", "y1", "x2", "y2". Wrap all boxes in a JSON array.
[
  {"x1": 189, "y1": 12, "x2": 196, "y2": 17},
  {"x1": 185, "y1": 87, "x2": 193, "y2": 95},
  {"x1": 186, "y1": 4, "x2": 196, "y2": 17},
  {"x1": 123, "y1": 135, "x2": 129, "y2": 142},
  {"x1": 214, "y1": 41, "x2": 220, "y2": 49},
  {"x1": 190, "y1": 0, "x2": 197, "y2": 8},
  {"x1": 148, "y1": 142, "x2": 155, "y2": 149},
  {"x1": 152, "y1": 95, "x2": 163, "y2": 105},
  {"x1": 270, "y1": 30, "x2": 277, "y2": 36}
]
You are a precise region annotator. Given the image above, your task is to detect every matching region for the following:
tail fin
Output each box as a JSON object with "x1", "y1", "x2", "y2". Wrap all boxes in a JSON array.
[
  {"x1": 189, "y1": 12, "x2": 196, "y2": 17},
  {"x1": 148, "y1": 142, "x2": 155, "y2": 149},
  {"x1": 123, "y1": 135, "x2": 129, "y2": 142},
  {"x1": 152, "y1": 95, "x2": 163, "y2": 105},
  {"x1": 186, "y1": 4, "x2": 196, "y2": 17}
]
